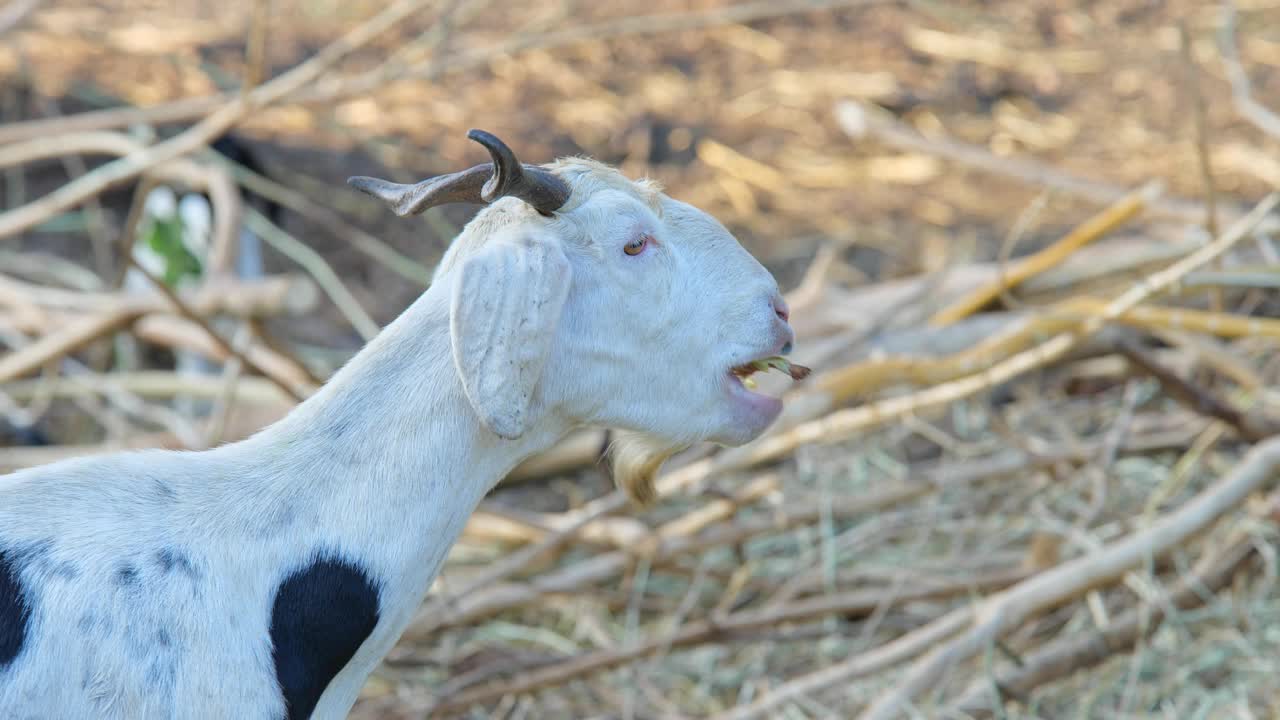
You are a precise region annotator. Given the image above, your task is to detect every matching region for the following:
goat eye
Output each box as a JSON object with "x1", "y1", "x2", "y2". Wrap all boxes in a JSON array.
[{"x1": 623, "y1": 236, "x2": 648, "y2": 256}]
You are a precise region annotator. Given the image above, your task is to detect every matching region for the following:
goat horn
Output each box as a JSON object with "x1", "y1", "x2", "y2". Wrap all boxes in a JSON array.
[{"x1": 347, "y1": 129, "x2": 570, "y2": 218}]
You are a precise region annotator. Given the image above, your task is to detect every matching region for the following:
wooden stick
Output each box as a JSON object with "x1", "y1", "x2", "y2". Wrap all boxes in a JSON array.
[
  {"x1": 126, "y1": 258, "x2": 307, "y2": 401},
  {"x1": 0, "y1": 306, "x2": 141, "y2": 383},
  {"x1": 950, "y1": 535, "x2": 1257, "y2": 718},
  {"x1": 0, "y1": 0, "x2": 441, "y2": 241},
  {"x1": 928, "y1": 183, "x2": 1158, "y2": 327},
  {"x1": 0, "y1": 273, "x2": 318, "y2": 318},
  {"x1": 132, "y1": 315, "x2": 318, "y2": 398},
  {"x1": 430, "y1": 568, "x2": 1034, "y2": 714},
  {"x1": 715, "y1": 437, "x2": 1280, "y2": 720}
]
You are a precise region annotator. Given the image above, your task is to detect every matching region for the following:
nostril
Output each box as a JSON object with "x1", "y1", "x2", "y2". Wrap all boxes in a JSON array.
[{"x1": 772, "y1": 296, "x2": 790, "y2": 323}]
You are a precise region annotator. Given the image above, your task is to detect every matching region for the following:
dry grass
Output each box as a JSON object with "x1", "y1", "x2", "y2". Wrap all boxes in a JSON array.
[{"x1": 3, "y1": 1, "x2": 1280, "y2": 717}]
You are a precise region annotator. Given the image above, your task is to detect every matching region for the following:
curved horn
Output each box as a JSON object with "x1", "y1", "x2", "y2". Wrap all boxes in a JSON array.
[{"x1": 347, "y1": 129, "x2": 571, "y2": 218}]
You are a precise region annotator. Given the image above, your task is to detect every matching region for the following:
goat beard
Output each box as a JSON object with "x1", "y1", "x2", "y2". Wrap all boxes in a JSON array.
[{"x1": 606, "y1": 430, "x2": 687, "y2": 506}]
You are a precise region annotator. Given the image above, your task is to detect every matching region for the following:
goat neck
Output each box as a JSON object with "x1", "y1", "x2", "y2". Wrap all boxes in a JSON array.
[{"x1": 226, "y1": 276, "x2": 569, "y2": 713}]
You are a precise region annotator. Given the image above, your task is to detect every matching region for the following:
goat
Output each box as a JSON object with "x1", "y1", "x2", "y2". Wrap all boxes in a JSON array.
[{"x1": 0, "y1": 129, "x2": 803, "y2": 720}]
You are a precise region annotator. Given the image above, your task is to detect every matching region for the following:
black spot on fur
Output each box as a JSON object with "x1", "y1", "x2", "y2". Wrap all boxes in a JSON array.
[
  {"x1": 114, "y1": 564, "x2": 140, "y2": 588},
  {"x1": 151, "y1": 477, "x2": 177, "y2": 502},
  {"x1": 269, "y1": 555, "x2": 380, "y2": 720},
  {"x1": 154, "y1": 548, "x2": 198, "y2": 580},
  {"x1": 0, "y1": 547, "x2": 33, "y2": 668}
]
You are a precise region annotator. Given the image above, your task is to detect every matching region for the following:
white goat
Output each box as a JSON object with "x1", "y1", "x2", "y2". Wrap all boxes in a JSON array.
[{"x1": 0, "y1": 130, "x2": 799, "y2": 719}]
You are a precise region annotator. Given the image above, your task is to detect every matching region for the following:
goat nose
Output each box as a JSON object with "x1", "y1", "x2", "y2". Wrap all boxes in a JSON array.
[{"x1": 772, "y1": 295, "x2": 790, "y2": 323}]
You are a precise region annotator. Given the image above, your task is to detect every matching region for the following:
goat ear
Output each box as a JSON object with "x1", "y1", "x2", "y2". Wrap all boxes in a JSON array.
[{"x1": 449, "y1": 229, "x2": 571, "y2": 439}]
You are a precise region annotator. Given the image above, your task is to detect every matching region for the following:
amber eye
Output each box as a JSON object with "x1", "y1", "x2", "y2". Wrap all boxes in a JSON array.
[{"x1": 623, "y1": 236, "x2": 648, "y2": 256}]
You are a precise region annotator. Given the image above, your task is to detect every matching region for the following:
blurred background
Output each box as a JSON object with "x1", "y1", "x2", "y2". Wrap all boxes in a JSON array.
[{"x1": 3, "y1": 0, "x2": 1280, "y2": 717}]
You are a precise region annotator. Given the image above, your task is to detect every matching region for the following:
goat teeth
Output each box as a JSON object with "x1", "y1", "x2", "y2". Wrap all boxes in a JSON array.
[{"x1": 743, "y1": 376, "x2": 758, "y2": 390}]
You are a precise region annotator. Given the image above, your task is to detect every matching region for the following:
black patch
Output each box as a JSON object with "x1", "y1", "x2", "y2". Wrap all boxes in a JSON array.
[
  {"x1": 151, "y1": 477, "x2": 177, "y2": 502},
  {"x1": 154, "y1": 549, "x2": 198, "y2": 580},
  {"x1": 0, "y1": 547, "x2": 33, "y2": 668},
  {"x1": 114, "y1": 564, "x2": 140, "y2": 588},
  {"x1": 269, "y1": 556, "x2": 380, "y2": 720}
]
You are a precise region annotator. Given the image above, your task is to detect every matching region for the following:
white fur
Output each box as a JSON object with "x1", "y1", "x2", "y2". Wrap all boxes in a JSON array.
[{"x1": 0, "y1": 157, "x2": 793, "y2": 719}]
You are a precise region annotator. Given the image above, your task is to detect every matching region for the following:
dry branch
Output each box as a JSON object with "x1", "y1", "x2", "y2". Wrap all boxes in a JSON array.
[
  {"x1": 0, "y1": 0, "x2": 442, "y2": 240},
  {"x1": 928, "y1": 183, "x2": 1158, "y2": 327},
  {"x1": 410, "y1": 431, "x2": 1195, "y2": 638},
  {"x1": 1116, "y1": 337, "x2": 1276, "y2": 442},
  {"x1": 950, "y1": 534, "x2": 1258, "y2": 718},
  {"x1": 430, "y1": 568, "x2": 1032, "y2": 714},
  {"x1": 0, "y1": 307, "x2": 140, "y2": 384},
  {"x1": 132, "y1": 315, "x2": 318, "y2": 399},
  {"x1": 0, "y1": 273, "x2": 318, "y2": 318},
  {"x1": 717, "y1": 437, "x2": 1280, "y2": 720},
  {"x1": 126, "y1": 258, "x2": 307, "y2": 401}
]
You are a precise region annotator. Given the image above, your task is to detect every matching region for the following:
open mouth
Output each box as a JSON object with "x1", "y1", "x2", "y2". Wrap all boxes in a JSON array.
[{"x1": 728, "y1": 356, "x2": 811, "y2": 391}]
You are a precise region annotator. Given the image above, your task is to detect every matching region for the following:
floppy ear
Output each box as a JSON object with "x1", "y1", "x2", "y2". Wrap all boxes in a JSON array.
[{"x1": 450, "y1": 229, "x2": 572, "y2": 439}]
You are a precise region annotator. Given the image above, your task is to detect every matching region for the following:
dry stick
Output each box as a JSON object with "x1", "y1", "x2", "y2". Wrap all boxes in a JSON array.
[
  {"x1": 712, "y1": 194, "x2": 1278, "y2": 473},
  {"x1": 243, "y1": 0, "x2": 273, "y2": 95},
  {"x1": 126, "y1": 258, "x2": 306, "y2": 401},
  {"x1": 0, "y1": 307, "x2": 141, "y2": 383},
  {"x1": 0, "y1": 0, "x2": 40, "y2": 37},
  {"x1": 1179, "y1": 20, "x2": 1225, "y2": 317},
  {"x1": 222, "y1": 159, "x2": 432, "y2": 285},
  {"x1": 0, "y1": 0, "x2": 441, "y2": 241},
  {"x1": 0, "y1": 273, "x2": 316, "y2": 318},
  {"x1": 242, "y1": 207, "x2": 381, "y2": 341},
  {"x1": 408, "y1": 433, "x2": 1196, "y2": 638},
  {"x1": 854, "y1": 438, "x2": 1280, "y2": 720},
  {"x1": 0, "y1": 126, "x2": 419, "y2": 316},
  {"x1": 0, "y1": 133, "x2": 244, "y2": 274},
  {"x1": 950, "y1": 535, "x2": 1257, "y2": 718},
  {"x1": 131, "y1": 315, "x2": 318, "y2": 396},
  {"x1": 928, "y1": 183, "x2": 1159, "y2": 327},
  {"x1": 0, "y1": 0, "x2": 888, "y2": 146},
  {"x1": 808, "y1": 302, "x2": 1280, "y2": 405},
  {"x1": 429, "y1": 570, "x2": 1034, "y2": 714},
  {"x1": 713, "y1": 437, "x2": 1280, "y2": 720},
  {"x1": 1116, "y1": 337, "x2": 1275, "y2": 442},
  {"x1": 1219, "y1": 2, "x2": 1280, "y2": 141},
  {"x1": 0, "y1": 371, "x2": 291, "y2": 405}
]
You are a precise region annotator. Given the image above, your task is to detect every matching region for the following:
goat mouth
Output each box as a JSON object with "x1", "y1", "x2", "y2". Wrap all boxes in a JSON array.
[{"x1": 728, "y1": 356, "x2": 811, "y2": 391}]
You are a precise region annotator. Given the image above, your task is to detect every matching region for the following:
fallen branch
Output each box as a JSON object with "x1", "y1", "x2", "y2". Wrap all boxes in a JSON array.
[
  {"x1": 1116, "y1": 337, "x2": 1277, "y2": 442},
  {"x1": 950, "y1": 534, "x2": 1257, "y2": 718},
  {"x1": 429, "y1": 568, "x2": 1033, "y2": 715},
  {"x1": 714, "y1": 436, "x2": 1280, "y2": 720},
  {"x1": 928, "y1": 183, "x2": 1158, "y2": 327},
  {"x1": 0, "y1": 0, "x2": 442, "y2": 240},
  {"x1": 855, "y1": 437, "x2": 1280, "y2": 720}
]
